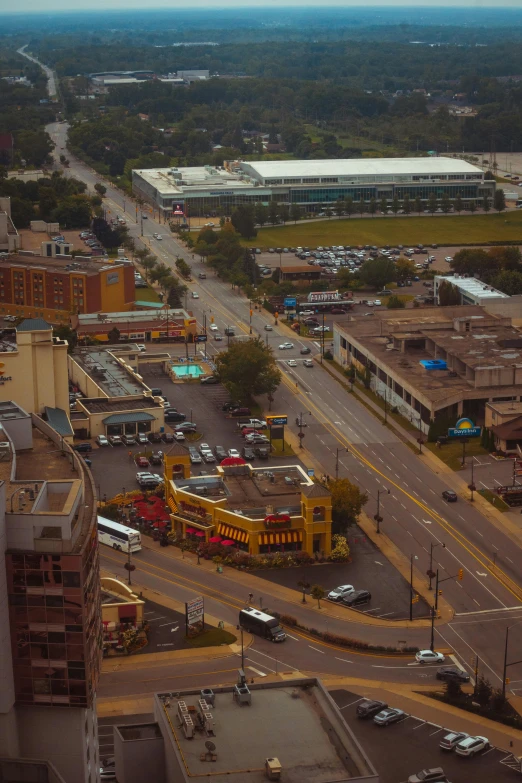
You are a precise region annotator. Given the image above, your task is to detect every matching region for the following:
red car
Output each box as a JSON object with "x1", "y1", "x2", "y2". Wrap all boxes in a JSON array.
[{"x1": 136, "y1": 456, "x2": 149, "y2": 468}]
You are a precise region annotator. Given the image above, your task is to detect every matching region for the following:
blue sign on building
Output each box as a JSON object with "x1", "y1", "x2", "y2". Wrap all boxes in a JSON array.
[
  {"x1": 284, "y1": 297, "x2": 297, "y2": 308},
  {"x1": 448, "y1": 417, "x2": 481, "y2": 438}
]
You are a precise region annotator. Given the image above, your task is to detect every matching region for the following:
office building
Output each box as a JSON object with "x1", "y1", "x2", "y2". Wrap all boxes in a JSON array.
[
  {"x1": 333, "y1": 306, "x2": 522, "y2": 431},
  {"x1": 434, "y1": 274, "x2": 509, "y2": 306},
  {"x1": 164, "y1": 459, "x2": 333, "y2": 556},
  {"x1": 71, "y1": 307, "x2": 197, "y2": 344},
  {"x1": 0, "y1": 401, "x2": 101, "y2": 783},
  {"x1": 111, "y1": 677, "x2": 379, "y2": 783},
  {"x1": 0, "y1": 253, "x2": 135, "y2": 324},
  {"x1": 132, "y1": 157, "x2": 494, "y2": 218}
]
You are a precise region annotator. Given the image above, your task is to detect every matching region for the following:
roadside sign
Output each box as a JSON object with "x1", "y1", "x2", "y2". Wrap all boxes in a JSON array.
[
  {"x1": 185, "y1": 595, "x2": 204, "y2": 636},
  {"x1": 266, "y1": 415, "x2": 288, "y2": 426},
  {"x1": 194, "y1": 334, "x2": 207, "y2": 342},
  {"x1": 307, "y1": 469, "x2": 315, "y2": 477},
  {"x1": 448, "y1": 417, "x2": 481, "y2": 438}
]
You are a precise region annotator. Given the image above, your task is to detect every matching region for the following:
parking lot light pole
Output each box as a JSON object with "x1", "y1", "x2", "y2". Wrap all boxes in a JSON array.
[
  {"x1": 430, "y1": 605, "x2": 436, "y2": 651},
  {"x1": 502, "y1": 620, "x2": 522, "y2": 701},
  {"x1": 334, "y1": 447, "x2": 348, "y2": 480},
  {"x1": 374, "y1": 488, "x2": 390, "y2": 534},
  {"x1": 409, "y1": 554, "x2": 418, "y2": 622}
]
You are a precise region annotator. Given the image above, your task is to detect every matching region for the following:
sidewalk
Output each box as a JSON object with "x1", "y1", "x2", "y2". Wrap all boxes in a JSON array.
[{"x1": 321, "y1": 676, "x2": 522, "y2": 755}]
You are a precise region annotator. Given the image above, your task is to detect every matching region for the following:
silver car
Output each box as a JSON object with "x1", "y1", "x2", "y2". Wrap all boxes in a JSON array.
[{"x1": 327, "y1": 585, "x2": 355, "y2": 602}]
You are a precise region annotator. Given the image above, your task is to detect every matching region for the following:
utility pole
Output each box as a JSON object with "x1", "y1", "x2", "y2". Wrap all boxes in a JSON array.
[
  {"x1": 469, "y1": 456, "x2": 476, "y2": 501},
  {"x1": 409, "y1": 554, "x2": 418, "y2": 622},
  {"x1": 321, "y1": 310, "x2": 326, "y2": 362},
  {"x1": 428, "y1": 542, "x2": 445, "y2": 590},
  {"x1": 374, "y1": 488, "x2": 390, "y2": 534},
  {"x1": 430, "y1": 605, "x2": 436, "y2": 651}
]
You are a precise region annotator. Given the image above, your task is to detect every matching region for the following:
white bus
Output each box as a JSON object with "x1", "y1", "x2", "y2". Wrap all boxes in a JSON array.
[{"x1": 97, "y1": 515, "x2": 142, "y2": 553}]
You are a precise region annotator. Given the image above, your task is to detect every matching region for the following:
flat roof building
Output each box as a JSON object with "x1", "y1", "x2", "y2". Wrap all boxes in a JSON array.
[
  {"x1": 72, "y1": 307, "x2": 197, "y2": 344},
  {"x1": 111, "y1": 677, "x2": 379, "y2": 783},
  {"x1": 132, "y1": 157, "x2": 494, "y2": 218},
  {"x1": 434, "y1": 274, "x2": 509, "y2": 306},
  {"x1": 333, "y1": 306, "x2": 522, "y2": 431}
]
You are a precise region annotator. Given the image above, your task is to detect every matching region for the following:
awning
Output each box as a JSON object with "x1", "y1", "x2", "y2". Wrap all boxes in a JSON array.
[
  {"x1": 167, "y1": 497, "x2": 178, "y2": 514},
  {"x1": 259, "y1": 530, "x2": 303, "y2": 546},
  {"x1": 218, "y1": 523, "x2": 249, "y2": 544},
  {"x1": 102, "y1": 412, "x2": 155, "y2": 425}
]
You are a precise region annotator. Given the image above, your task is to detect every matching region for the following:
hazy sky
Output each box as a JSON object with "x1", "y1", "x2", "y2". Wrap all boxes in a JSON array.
[{"x1": 1, "y1": 0, "x2": 521, "y2": 11}]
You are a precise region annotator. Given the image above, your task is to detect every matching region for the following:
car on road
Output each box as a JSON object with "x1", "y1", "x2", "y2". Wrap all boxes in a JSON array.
[
  {"x1": 279, "y1": 342, "x2": 294, "y2": 350},
  {"x1": 108, "y1": 435, "x2": 123, "y2": 447},
  {"x1": 213, "y1": 333, "x2": 223, "y2": 340},
  {"x1": 374, "y1": 299, "x2": 382, "y2": 306},
  {"x1": 436, "y1": 666, "x2": 470, "y2": 684},
  {"x1": 227, "y1": 448, "x2": 241, "y2": 459},
  {"x1": 73, "y1": 442, "x2": 92, "y2": 453},
  {"x1": 287, "y1": 359, "x2": 297, "y2": 367},
  {"x1": 96, "y1": 435, "x2": 109, "y2": 447},
  {"x1": 191, "y1": 291, "x2": 199, "y2": 299},
  {"x1": 327, "y1": 585, "x2": 355, "y2": 602},
  {"x1": 136, "y1": 456, "x2": 149, "y2": 468},
  {"x1": 300, "y1": 347, "x2": 311, "y2": 354},
  {"x1": 141, "y1": 213, "x2": 148, "y2": 219},
  {"x1": 209, "y1": 323, "x2": 218, "y2": 331},
  {"x1": 439, "y1": 731, "x2": 469, "y2": 751},
  {"x1": 264, "y1": 324, "x2": 273, "y2": 331},
  {"x1": 373, "y1": 707, "x2": 407, "y2": 726},
  {"x1": 136, "y1": 344, "x2": 146, "y2": 352},
  {"x1": 153, "y1": 233, "x2": 162, "y2": 240},
  {"x1": 455, "y1": 735, "x2": 489, "y2": 757},
  {"x1": 442, "y1": 489, "x2": 457, "y2": 502},
  {"x1": 303, "y1": 359, "x2": 314, "y2": 367},
  {"x1": 299, "y1": 310, "x2": 315, "y2": 317},
  {"x1": 407, "y1": 767, "x2": 448, "y2": 783},
  {"x1": 342, "y1": 589, "x2": 371, "y2": 607},
  {"x1": 215, "y1": 446, "x2": 227, "y2": 461},
  {"x1": 415, "y1": 650, "x2": 445, "y2": 664},
  {"x1": 198, "y1": 272, "x2": 206, "y2": 279},
  {"x1": 356, "y1": 699, "x2": 388, "y2": 719}
]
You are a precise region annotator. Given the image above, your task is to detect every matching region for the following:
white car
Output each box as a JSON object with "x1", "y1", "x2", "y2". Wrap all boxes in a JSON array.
[
  {"x1": 96, "y1": 435, "x2": 109, "y2": 447},
  {"x1": 174, "y1": 431, "x2": 185, "y2": 441},
  {"x1": 153, "y1": 233, "x2": 162, "y2": 240},
  {"x1": 374, "y1": 299, "x2": 382, "y2": 306},
  {"x1": 455, "y1": 735, "x2": 489, "y2": 757},
  {"x1": 209, "y1": 323, "x2": 218, "y2": 331},
  {"x1": 136, "y1": 344, "x2": 146, "y2": 352},
  {"x1": 445, "y1": 256, "x2": 453, "y2": 263},
  {"x1": 227, "y1": 448, "x2": 240, "y2": 458},
  {"x1": 205, "y1": 221, "x2": 215, "y2": 227},
  {"x1": 327, "y1": 585, "x2": 355, "y2": 602},
  {"x1": 279, "y1": 342, "x2": 294, "y2": 350},
  {"x1": 287, "y1": 359, "x2": 297, "y2": 367},
  {"x1": 366, "y1": 301, "x2": 374, "y2": 307},
  {"x1": 191, "y1": 291, "x2": 199, "y2": 299},
  {"x1": 415, "y1": 650, "x2": 446, "y2": 664}
]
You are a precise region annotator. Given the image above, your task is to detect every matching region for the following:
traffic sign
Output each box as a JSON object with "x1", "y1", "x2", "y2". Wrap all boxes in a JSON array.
[{"x1": 195, "y1": 334, "x2": 208, "y2": 342}]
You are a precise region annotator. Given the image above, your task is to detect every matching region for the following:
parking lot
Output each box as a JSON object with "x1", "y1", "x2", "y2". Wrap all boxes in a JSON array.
[
  {"x1": 330, "y1": 689, "x2": 519, "y2": 783},
  {"x1": 135, "y1": 599, "x2": 186, "y2": 654},
  {"x1": 252, "y1": 521, "x2": 431, "y2": 620}
]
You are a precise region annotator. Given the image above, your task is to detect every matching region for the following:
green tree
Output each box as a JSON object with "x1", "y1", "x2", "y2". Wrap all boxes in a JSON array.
[
  {"x1": 494, "y1": 189, "x2": 506, "y2": 213},
  {"x1": 469, "y1": 200, "x2": 477, "y2": 214},
  {"x1": 231, "y1": 205, "x2": 257, "y2": 239},
  {"x1": 15, "y1": 129, "x2": 53, "y2": 166},
  {"x1": 359, "y1": 257, "x2": 396, "y2": 289},
  {"x1": 335, "y1": 198, "x2": 345, "y2": 219},
  {"x1": 279, "y1": 204, "x2": 290, "y2": 224},
  {"x1": 441, "y1": 193, "x2": 451, "y2": 214},
  {"x1": 329, "y1": 534, "x2": 351, "y2": 562},
  {"x1": 357, "y1": 198, "x2": 366, "y2": 217},
  {"x1": 380, "y1": 196, "x2": 388, "y2": 214},
  {"x1": 215, "y1": 337, "x2": 282, "y2": 403},
  {"x1": 428, "y1": 192, "x2": 438, "y2": 215},
  {"x1": 395, "y1": 257, "x2": 416, "y2": 281},
  {"x1": 403, "y1": 194, "x2": 411, "y2": 215},
  {"x1": 108, "y1": 326, "x2": 120, "y2": 343},
  {"x1": 53, "y1": 324, "x2": 78, "y2": 353},
  {"x1": 492, "y1": 270, "x2": 522, "y2": 295},
  {"x1": 386, "y1": 295, "x2": 406, "y2": 309},
  {"x1": 290, "y1": 203, "x2": 302, "y2": 223},
  {"x1": 255, "y1": 203, "x2": 268, "y2": 227},
  {"x1": 414, "y1": 195, "x2": 423, "y2": 215},
  {"x1": 453, "y1": 193, "x2": 463, "y2": 214},
  {"x1": 329, "y1": 478, "x2": 368, "y2": 534},
  {"x1": 168, "y1": 279, "x2": 187, "y2": 308},
  {"x1": 368, "y1": 197, "x2": 377, "y2": 217},
  {"x1": 94, "y1": 183, "x2": 107, "y2": 197},
  {"x1": 268, "y1": 200, "x2": 279, "y2": 225},
  {"x1": 175, "y1": 257, "x2": 192, "y2": 279},
  {"x1": 438, "y1": 279, "x2": 461, "y2": 306},
  {"x1": 310, "y1": 584, "x2": 325, "y2": 608},
  {"x1": 391, "y1": 195, "x2": 400, "y2": 215},
  {"x1": 483, "y1": 195, "x2": 491, "y2": 213},
  {"x1": 344, "y1": 197, "x2": 355, "y2": 218}
]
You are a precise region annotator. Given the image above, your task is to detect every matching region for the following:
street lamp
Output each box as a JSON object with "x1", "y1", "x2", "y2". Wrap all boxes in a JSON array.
[
  {"x1": 409, "y1": 554, "x2": 418, "y2": 622},
  {"x1": 334, "y1": 447, "x2": 348, "y2": 480},
  {"x1": 502, "y1": 620, "x2": 522, "y2": 701},
  {"x1": 428, "y1": 542, "x2": 445, "y2": 590},
  {"x1": 374, "y1": 488, "x2": 390, "y2": 534}
]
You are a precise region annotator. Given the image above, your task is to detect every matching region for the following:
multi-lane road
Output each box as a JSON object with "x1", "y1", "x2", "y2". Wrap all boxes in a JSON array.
[{"x1": 14, "y1": 33, "x2": 522, "y2": 696}]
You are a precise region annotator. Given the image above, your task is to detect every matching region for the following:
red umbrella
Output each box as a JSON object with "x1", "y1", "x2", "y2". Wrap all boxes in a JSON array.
[
  {"x1": 153, "y1": 520, "x2": 167, "y2": 529},
  {"x1": 220, "y1": 457, "x2": 247, "y2": 466},
  {"x1": 194, "y1": 530, "x2": 205, "y2": 537},
  {"x1": 186, "y1": 527, "x2": 196, "y2": 534},
  {"x1": 221, "y1": 539, "x2": 235, "y2": 546},
  {"x1": 209, "y1": 536, "x2": 222, "y2": 543}
]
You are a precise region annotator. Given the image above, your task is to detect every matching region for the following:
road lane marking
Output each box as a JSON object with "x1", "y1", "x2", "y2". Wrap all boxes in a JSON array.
[
  {"x1": 335, "y1": 657, "x2": 353, "y2": 664},
  {"x1": 309, "y1": 645, "x2": 325, "y2": 654},
  {"x1": 285, "y1": 634, "x2": 299, "y2": 641},
  {"x1": 248, "y1": 666, "x2": 267, "y2": 677},
  {"x1": 454, "y1": 606, "x2": 522, "y2": 617},
  {"x1": 159, "y1": 621, "x2": 179, "y2": 627}
]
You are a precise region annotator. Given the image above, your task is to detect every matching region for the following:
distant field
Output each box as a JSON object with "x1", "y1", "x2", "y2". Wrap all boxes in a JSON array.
[{"x1": 246, "y1": 212, "x2": 522, "y2": 248}]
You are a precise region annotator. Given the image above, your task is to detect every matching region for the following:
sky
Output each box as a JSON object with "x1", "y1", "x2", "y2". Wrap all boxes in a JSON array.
[{"x1": 0, "y1": 0, "x2": 521, "y2": 11}]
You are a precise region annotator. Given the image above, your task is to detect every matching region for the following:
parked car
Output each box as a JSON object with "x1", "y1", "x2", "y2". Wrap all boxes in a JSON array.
[
  {"x1": 245, "y1": 434, "x2": 270, "y2": 445},
  {"x1": 122, "y1": 435, "x2": 136, "y2": 446},
  {"x1": 202, "y1": 451, "x2": 215, "y2": 463},
  {"x1": 96, "y1": 435, "x2": 109, "y2": 447},
  {"x1": 190, "y1": 451, "x2": 202, "y2": 464},
  {"x1": 254, "y1": 445, "x2": 270, "y2": 459},
  {"x1": 356, "y1": 700, "x2": 388, "y2": 719},
  {"x1": 439, "y1": 731, "x2": 469, "y2": 751},
  {"x1": 174, "y1": 422, "x2": 197, "y2": 432},
  {"x1": 73, "y1": 442, "x2": 92, "y2": 453},
  {"x1": 327, "y1": 585, "x2": 355, "y2": 602},
  {"x1": 165, "y1": 411, "x2": 186, "y2": 422},
  {"x1": 136, "y1": 456, "x2": 149, "y2": 468},
  {"x1": 229, "y1": 407, "x2": 251, "y2": 417},
  {"x1": 162, "y1": 432, "x2": 174, "y2": 443},
  {"x1": 215, "y1": 446, "x2": 227, "y2": 461},
  {"x1": 415, "y1": 650, "x2": 445, "y2": 664},
  {"x1": 200, "y1": 375, "x2": 218, "y2": 384},
  {"x1": 108, "y1": 436, "x2": 123, "y2": 447},
  {"x1": 342, "y1": 589, "x2": 371, "y2": 607},
  {"x1": 373, "y1": 708, "x2": 407, "y2": 726},
  {"x1": 436, "y1": 666, "x2": 470, "y2": 684},
  {"x1": 442, "y1": 489, "x2": 457, "y2": 502},
  {"x1": 136, "y1": 433, "x2": 149, "y2": 445},
  {"x1": 242, "y1": 446, "x2": 256, "y2": 461},
  {"x1": 173, "y1": 431, "x2": 185, "y2": 442},
  {"x1": 407, "y1": 768, "x2": 448, "y2": 783},
  {"x1": 227, "y1": 448, "x2": 241, "y2": 458},
  {"x1": 149, "y1": 452, "x2": 163, "y2": 465},
  {"x1": 455, "y1": 735, "x2": 489, "y2": 757},
  {"x1": 149, "y1": 432, "x2": 163, "y2": 443}
]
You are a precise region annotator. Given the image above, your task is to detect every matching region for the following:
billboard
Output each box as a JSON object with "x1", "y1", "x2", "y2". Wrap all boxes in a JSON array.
[
  {"x1": 448, "y1": 417, "x2": 481, "y2": 438},
  {"x1": 284, "y1": 297, "x2": 297, "y2": 308},
  {"x1": 266, "y1": 415, "x2": 288, "y2": 426},
  {"x1": 185, "y1": 595, "x2": 204, "y2": 635},
  {"x1": 172, "y1": 202, "x2": 185, "y2": 215},
  {"x1": 307, "y1": 290, "x2": 340, "y2": 303}
]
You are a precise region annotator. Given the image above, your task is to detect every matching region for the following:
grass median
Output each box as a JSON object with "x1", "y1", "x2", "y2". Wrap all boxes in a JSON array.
[{"x1": 245, "y1": 211, "x2": 522, "y2": 249}]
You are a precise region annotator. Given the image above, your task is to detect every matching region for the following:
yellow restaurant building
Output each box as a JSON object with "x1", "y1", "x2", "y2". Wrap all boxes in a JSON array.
[{"x1": 164, "y1": 448, "x2": 332, "y2": 556}]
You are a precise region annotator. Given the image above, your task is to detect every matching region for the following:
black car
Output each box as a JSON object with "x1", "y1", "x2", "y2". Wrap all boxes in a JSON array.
[
  {"x1": 215, "y1": 446, "x2": 227, "y2": 461},
  {"x1": 342, "y1": 589, "x2": 371, "y2": 607},
  {"x1": 162, "y1": 432, "x2": 174, "y2": 443},
  {"x1": 73, "y1": 442, "x2": 92, "y2": 453},
  {"x1": 300, "y1": 347, "x2": 312, "y2": 355},
  {"x1": 356, "y1": 699, "x2": 388, "y2": 719},
  {"x1": 165, "y1": 411, "x2": 186, "y2": 422},
  {"x1": 442, "y1": 489, "x2": 457, "y2": 502},
  {"x1": 149, "y1": 432, "x2": 163, "y2": 443},
  {"x1": 242, "y1": 446, "x2": 256, "y2": 461},
  {"x1": 436, "y1": 666, "x2": 470, "y2": 684},
  {"x1": 149, "y1": 452, "x2": 163, "y2": 465}
]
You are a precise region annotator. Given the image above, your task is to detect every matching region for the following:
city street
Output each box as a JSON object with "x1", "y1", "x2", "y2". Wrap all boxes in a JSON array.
[{"x1": 38, "y1": 115, "x2": 522, "y2": 697}]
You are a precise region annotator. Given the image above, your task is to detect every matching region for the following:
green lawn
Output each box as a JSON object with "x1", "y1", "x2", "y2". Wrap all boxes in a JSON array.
[
  {"x1": 478, "y1": 488, "x2": 510, "y2": 512},
  {"x1": 247, "y1": 211, "x2": 522, "y2": 249},
  {"x1": 135, "y1": 285, "x2": 161, "y2": 303},
  {"x1": 184, "y1": 626, "x2": 237, "y2": 648},
  {"x1": 425, "y1": 439, "x2": 489, "y2": 471}
]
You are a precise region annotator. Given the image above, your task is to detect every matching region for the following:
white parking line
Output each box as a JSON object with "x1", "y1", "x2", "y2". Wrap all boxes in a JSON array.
[
  {"x1": 412, "y1": 721, "x2": 427, "y2": 730},
  {"x1": 429, "y1": 727, "x2": 443, "y2": 736},
  {"x1": 159, "y1": 621, "x2": 178, "y2": 628},
  {"x1": 248, "y1": 666, "x2": 267, "y2": 678},
  {"x1": 481, "y1": 746, "x2": 496, "y2": 756},
  {"x1": 339, "y1": 697, "x2": 364, "y2": 709}
]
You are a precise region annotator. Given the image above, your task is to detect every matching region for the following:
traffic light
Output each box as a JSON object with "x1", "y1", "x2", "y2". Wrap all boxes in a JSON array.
[
  {"x1": 411, "y1": 594, "x2": 419, "y2": 604},
  {"x1": 458, "y1": 568, "x2": 464, "y2": 581},
  {"x1": 438, "y1": 589, "x2": 442, "y2": 596},
  {"x1": 506, "y1": 677, "x2": 510, "y2": 685},
  {"x1": 250, "y1": 309, "x2": 253, "y2": 317},
  {"x1": 210, "y1": 316, "x2": 214, "y2": 324}
]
